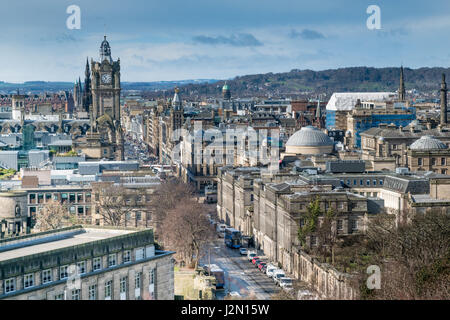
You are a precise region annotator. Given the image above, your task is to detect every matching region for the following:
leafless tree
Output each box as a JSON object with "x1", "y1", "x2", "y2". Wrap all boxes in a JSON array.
[
  {"x1": 161, "y1": 198, "x2": 214, "y2": 269},
  {"x1": 146, "y1": 179, "x2": 195, "y2": 234},
  {"x1": 93, "y1": 183, "x2": 135, "y2": 226},
  {"x1": 34, "y1": 200, "x2": 79, "y2": 232}
]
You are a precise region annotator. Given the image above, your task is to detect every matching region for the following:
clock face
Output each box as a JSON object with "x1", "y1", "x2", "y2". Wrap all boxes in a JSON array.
[{"x1": 101, "y1": 73, "x2": 112, "y2": 84}]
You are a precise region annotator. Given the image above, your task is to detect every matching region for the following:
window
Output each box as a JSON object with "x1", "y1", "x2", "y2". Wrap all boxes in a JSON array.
[
  {"x1": 432, "y1": 158, "x2": 436, "y2": 166},
  {"x1": 373, "y1": 180, "x2": 377, "y2": 186},
  {"x1": 441, "y1": 158, "x2": 446, "y2": 165},
  {"x1": 54, "y1": 293, "x2": 64, "y2": 300},
  {"x1": 123, "y1": 250, "x2": 131, "y2": 263},
  {"x1": 108, "y1": 254, "x2": 116, "y2": 267},
  {"x1": 136, "y1": 212, "x2": 142, "y2": 221},
  {"x1": 149, "y1": 268, "x2": 155, "y2": 285},
  {"x1": 4, "y1": 278, "x2": 15, "y2": 294},
  {"x1": 337, "y1": 220, "x2": 343, "y2": 230},
  {"x1": 93, "y1": 257, "x2": 102, "y2": 271},
  {"x1": 24, "y1": 274, "x2": 34, "y2": 289},
  {"x1": 120, "y1": 277, "x2": 127, "y2": 297},
  {"x1": 418, "y1": 158, "x2": 423, "y2": 166},
  {"x1": 366, "y1": 180, "x2": 370, "y2": 186},
  {"x1": 42, "y1": 269, "x2": 52, "y2": 284},
  {"x1": 77, "y1": 261, "x2": 86, "y2": 274},
  {"x1": 135, "y1": 248, "x2": 145, "y2": 261},
  {"x1": 89, "y1": 285, "x2": 97, "y2": 300},
  {"x1": 105, "y1": 280, "x2": 112, "y2": 300},
  {"x1": 60, "y1": 265, "x2": 69, "y2": 279},
  {"x1": 360, "y1": 179, "x2": 363, "y2": 186},
  {"x1": 299, "y1": 219, "x2": 305, "y2": 227},
  {"x1": 71, "y1": 289, "x2": 81, "y2": 300},
  {"x1": 379, "y1": 180, "x2": 383, "y2": 186},
  {"x1": 135, "y1": 272, "x2": 142, "y2": 289},
  {"x1": 310, "y1": 236, "x2": 317, "y2": 246},
  {"x1": 351, "y1": 220, "x2": 358, "y2": 231}
]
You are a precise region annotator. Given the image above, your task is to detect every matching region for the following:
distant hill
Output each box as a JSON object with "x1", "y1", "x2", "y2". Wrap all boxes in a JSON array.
[
  {"x1": 0, "y1": 79, "x2": 217, "y2": 95},
  {"x1": 157, "y1": 67, "x2": 450, "y2": 99}
]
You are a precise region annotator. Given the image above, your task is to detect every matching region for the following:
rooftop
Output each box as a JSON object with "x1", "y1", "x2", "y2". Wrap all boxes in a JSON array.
[{"x1": 0, "y1": 226, "x2": 135, "y2": 263}]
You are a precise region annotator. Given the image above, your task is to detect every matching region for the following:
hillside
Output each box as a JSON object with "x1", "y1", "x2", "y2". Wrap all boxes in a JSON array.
[{"x1": 151, "y1": 67, "x2": 450, "y2": 99}]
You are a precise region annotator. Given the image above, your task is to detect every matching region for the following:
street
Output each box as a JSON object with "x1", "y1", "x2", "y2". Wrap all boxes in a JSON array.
[{"x1": 200, "y1": 239, "x2": 281, "y2": 300}]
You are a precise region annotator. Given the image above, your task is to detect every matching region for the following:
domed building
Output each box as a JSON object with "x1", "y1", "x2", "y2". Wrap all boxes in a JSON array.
[
  {"x1": 285, "y1": 126, "x2": 334, "y2": 155},
  {"x1": 410, "y1": 136, "x2": 448, "y2": 151},
  {"x1": 408, "y1": 135, "x2": 450, "y2": 174}
]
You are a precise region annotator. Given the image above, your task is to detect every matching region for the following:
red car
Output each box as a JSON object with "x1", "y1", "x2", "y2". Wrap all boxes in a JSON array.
[
  {"x1": 258, "y1": 262, "x2": 267, "y2": 271},
  {"x1": 252, "y1": 257, "x2": 260, "y2": 265}
]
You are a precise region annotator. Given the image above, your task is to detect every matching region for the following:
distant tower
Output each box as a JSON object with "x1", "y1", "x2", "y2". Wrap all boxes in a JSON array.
[
  {"x1": 315, "y1": 98, "x2": 324, "y2": 128},
  {"x1": 399, "y1": 66, "x2": 406, "y2": 101},
  {"x1": 11, "y1": 94, "x2": 25, "y2": 121},
  {"x1": 170, "y1": 88, "x2": 184, "y2": 140},
  {"x1": 82, "y1": 58, "x2": 92, "y2": 113},
  {"x1": 222, "y1": 82, "x2": 231, "y2": 100},
  {"x1": 441, "y1": 73, "x2": 448, "y2": 125}
]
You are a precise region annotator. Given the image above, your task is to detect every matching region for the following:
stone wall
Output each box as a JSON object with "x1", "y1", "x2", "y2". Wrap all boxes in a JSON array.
[{"x1": 292, "y1": 251, "x2": 358, "y2": 300}]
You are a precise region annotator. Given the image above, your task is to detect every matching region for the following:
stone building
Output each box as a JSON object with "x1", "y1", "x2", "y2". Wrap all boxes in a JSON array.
[
  {"x1": 72, "y1": 36, "x2": 124, "y2": 161},
  {"x1": 0, "y1": 190, "x2": 28, "y2": 238},
  {"x1": 0, "y1": 226, "x2": 174, "y2": 300},
  {"x1": 360, "y1": 122, "x2": 450, "y2": 171},
  {"x1": 407, "y1": 135, "x2": 450, "y2": 174}
]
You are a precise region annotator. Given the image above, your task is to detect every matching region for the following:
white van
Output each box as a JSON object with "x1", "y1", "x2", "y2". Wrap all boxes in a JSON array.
[
  {"x1": 279, "y1": 277, "x2": 293, "y2": 290},
  {"x1": 266, "y1": 264, "x2": 277, "y2": 277},
  {"x1": 216, "y1": 224, "x2": 227, "y2": 237},
  {"x1": 272, "y1": 269, "x2": 286, "y2": 285}
]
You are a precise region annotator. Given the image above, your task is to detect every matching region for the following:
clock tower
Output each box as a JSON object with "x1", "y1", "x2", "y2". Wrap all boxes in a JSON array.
[{"x1": 91, "y1": 35, "x2": 121, "y2": 123}]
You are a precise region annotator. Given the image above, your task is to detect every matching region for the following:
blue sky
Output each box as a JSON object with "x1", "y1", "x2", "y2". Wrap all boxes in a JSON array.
[{"x1": 1, "y1": 0, "x2": 450, "y2": 82}]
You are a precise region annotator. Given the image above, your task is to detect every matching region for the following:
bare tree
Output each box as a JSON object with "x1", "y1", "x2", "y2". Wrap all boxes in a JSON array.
[
  {"x1": 147, "y1": 179, "x2": 195, "y2": 234},
  {"x1": 93, "y1": 183, "x2": 135, "y2": 226},
  {"x1": 34, "y1": 200, "x2": 79, "y2": 232},
  {"x1": 161, "y1": 199, "x2": 214, "y2": 269}
]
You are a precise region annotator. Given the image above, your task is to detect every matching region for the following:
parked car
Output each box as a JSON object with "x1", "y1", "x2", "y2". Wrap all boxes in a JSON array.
[
  {"x1": 266, "y1": 264, "x2": 277, "y2": 277},
  {"x1": 239, "y1": 248, "x2": 248, "y2": 256},
  {"x1": 272, "y1": 269, "x2": 286, "y2": 285},
  {"x1": 247, "y1": 251, "x2": 257, "y2": 261},
  {"x1": 252, "y1": 257, "x2": 260, "y2": 265},
  {"x1": 259, "y1": 264, "x2": 267, "y2": 273},
  {"x1": 279, "y1": 277, "x2": 293, "y2": 291},
  {"x1": 258, "y1": 262, "x2": 267, "y2": 271}
]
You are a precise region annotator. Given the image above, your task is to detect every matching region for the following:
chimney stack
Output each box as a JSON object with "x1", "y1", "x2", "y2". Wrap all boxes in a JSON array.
[{"x1": 441, "y1": 73, "x2": 448, "y2": 125}]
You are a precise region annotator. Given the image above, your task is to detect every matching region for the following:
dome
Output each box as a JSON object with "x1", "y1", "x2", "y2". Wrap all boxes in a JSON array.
[
  {"x1": 286, "y1": 126, "x2": 333, "y2": 147},
  {"x1": 285, "y1": 126, "x2": 334, "y2": 155},
  {"x1": 222, "y1": 83, "x2": 229, "y2": 91},
  {"x1": 410, "y1": 136, "x2": 448, "y2": 151}
]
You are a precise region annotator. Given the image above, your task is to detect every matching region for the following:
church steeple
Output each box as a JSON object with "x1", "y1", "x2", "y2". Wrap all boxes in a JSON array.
[{"x1": 399, "y1": 66, "x2": 406, "y2": 101}]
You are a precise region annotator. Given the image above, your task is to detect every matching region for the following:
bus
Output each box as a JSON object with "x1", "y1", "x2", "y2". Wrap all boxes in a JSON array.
[
  {"x1": 224, "y1": 228, "x2": 242, "y2": 249},
  {"x1": 203, "y1": 264, "x2": 225, "y2": 289}
]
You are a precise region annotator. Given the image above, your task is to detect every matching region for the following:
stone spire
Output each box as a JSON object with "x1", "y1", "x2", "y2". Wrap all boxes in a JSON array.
[
  {"x1": 399, "y1": 66, "x2": 406, "y2": 101},
  {"x1": 441, "y1": 73, "x2": 448, "y2": 125},
  {"x1": 83, "y1": 57, "x2": 92, "y2": 113}
]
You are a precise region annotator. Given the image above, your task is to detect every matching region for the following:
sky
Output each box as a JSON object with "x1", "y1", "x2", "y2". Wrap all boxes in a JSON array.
[{"x1": 1, "y1": 0, "x2": 450, "y2": 82}]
